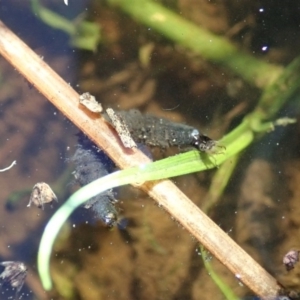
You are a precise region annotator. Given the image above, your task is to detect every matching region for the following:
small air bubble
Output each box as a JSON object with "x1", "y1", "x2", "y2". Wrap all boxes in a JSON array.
[
  {"x1": 262, "y1": 46, "x2": 268, "y2": 51},
  {"x1": 73, "y1": 224, "x2": 76, "y2": 228},
  {"x1": 259, "y1": 8, "x2": 264, "y2": 12},
  {"x1": 205, "y1": 254, "x2": 212, "y2": 262}
]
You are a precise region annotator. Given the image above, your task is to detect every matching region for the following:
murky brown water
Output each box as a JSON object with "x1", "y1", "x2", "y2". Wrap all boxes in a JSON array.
[{"x1": 1, "y1": 1, "x2": 300, "y2": 299}]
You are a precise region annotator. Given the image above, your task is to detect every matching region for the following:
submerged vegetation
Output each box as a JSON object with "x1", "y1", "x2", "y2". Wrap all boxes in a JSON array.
[{"x1": 1, "y1": 0, "x2": 300, "y2": 299}]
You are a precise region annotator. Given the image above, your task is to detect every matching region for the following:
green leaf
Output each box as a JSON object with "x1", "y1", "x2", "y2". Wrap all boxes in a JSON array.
[{"x1": 31, "y1": 0, "x2": 101, "y2": 51}]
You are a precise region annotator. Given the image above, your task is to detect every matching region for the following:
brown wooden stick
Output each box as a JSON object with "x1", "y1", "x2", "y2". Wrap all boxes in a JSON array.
[{"x1": 0, "y1": 20, "x2": 281, "y2": 299}]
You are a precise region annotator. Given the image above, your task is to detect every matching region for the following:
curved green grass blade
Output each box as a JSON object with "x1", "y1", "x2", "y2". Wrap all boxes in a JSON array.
[{"x1": 38, "y1": 127, "x2": 253, "y2": 290}]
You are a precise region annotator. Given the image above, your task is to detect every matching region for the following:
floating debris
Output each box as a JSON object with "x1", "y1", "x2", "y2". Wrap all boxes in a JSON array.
[
  {"x1": 0, "y1": 261, "x2": 27, "y2": 294},
  {"x1": 27, "y1": 182, "x2": 58, "y2": 209},
  {"x1": 79, "y1": 92, "x2": 103, "y2": 113},
  {"x1": 283, "y1": 249, "x2": 300, "y2": 271},
  {"x1": 103, "y1": 109, "x2": 221, "y2": 153},
  {"x1": 0, "y1": 160, "x2": 16, "y2": 172},
  {"x1": 105, "y1": 108, "x2": 137, "y2": 149},
  {"x1": 71, "y1": 134, "x2": 118, "y2": 227}
]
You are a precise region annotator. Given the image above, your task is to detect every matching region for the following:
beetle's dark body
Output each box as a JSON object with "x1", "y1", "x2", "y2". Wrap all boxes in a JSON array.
[
  {"x1": 71, "y1": 135, "x2": 118, "y2": 227},
  {"x1": 104, "y1": 109, "x2": 216, "y2": 152}
]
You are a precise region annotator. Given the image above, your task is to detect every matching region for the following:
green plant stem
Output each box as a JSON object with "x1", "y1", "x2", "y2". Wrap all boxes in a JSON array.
[
  {"x1": 200, "y1": 56, "x2": 300, "y2": 213},
  {"x1": 253, "y1": 56, "x2": 300, "y2": 120},
  {"x1": 201, "y1": 155, "x2": 240, "y2": 214},
  {"x1": 31, "y1": 0, "x2": 75, "y2": 35},
  {"x1": 200, "y1": 246, "x2": 240, "y2": 300},
  {"x1": 197, "y1": 155, "x2": 240, "y2": 300},
  {"x1": 31, "y1": 0, "x2": 101, "y2": 51},
  {"x1": 106, "y1": 0, "x2": 282, "y2": 88}
]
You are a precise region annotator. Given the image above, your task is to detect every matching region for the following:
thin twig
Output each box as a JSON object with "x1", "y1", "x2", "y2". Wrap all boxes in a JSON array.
[{"x1": 0, "y1": 20, "x2": 281, "y2": 298}]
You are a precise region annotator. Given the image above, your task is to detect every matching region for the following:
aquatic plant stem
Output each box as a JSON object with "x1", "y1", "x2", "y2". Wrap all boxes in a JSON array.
[
  {"x1": 199, "y1": 156, "x2": 241, "y2": 300},
  {"x1": 254, "y1": 55, "x2": 300, "y2": 120},
  {"x1": 0, "y1": 20, "x2": 283, "y2": 298},
  {"x1": 200, "y1": 246, "x2": 240, "y2": 300},
  {"x1": 31, "y1": 0, "x2": 100, "y2": 51},
  {"x1": 201, "y1": 155, "x2": 240, "y2": 214},
  {"x1": 106, "y1": 0, "x2": 282, "y2": 88}
]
